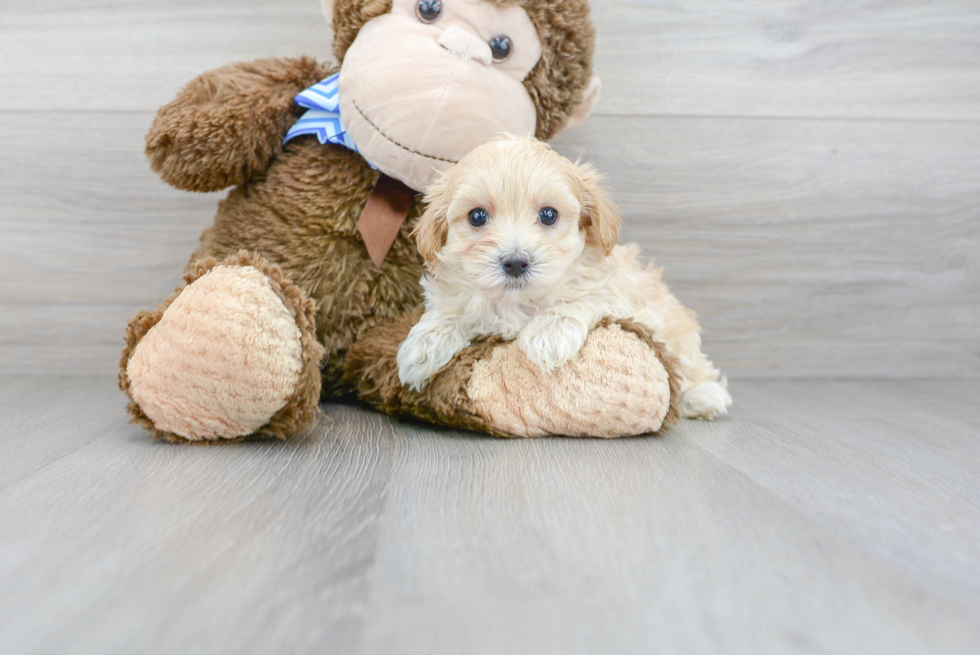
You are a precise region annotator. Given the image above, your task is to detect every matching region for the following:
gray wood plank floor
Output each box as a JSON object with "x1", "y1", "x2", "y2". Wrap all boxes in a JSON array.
[{"x1": 0, "y1": 377, "x2": 977, "y2": 655}]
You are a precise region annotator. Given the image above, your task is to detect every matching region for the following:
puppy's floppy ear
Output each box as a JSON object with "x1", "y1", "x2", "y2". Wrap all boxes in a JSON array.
[
  {"x1": 575, "y1": 162, "x2": 621, "y2": 256},
  {"x1": 413, "y1": 175, "x2": 451, "y2": 266}
]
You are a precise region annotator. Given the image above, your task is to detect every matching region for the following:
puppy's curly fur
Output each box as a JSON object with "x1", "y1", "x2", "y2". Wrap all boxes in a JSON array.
[{"x1": 399, "y1": 136, "x2": 733, "y2": 419}]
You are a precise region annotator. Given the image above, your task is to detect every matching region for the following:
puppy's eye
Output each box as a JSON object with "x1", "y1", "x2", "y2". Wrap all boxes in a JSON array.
[
  {"x1": 416, "y1": 0, "x2": 443, "y2": 24},
  {"x1": 468, "y1": 208, "x2": 489, "y2": 228},
  {"x1": 489, "y1": 36, "x2": 512, "y2": 62},
  {"x1": 538, "y1": 207, "x2": 559, "y2": 226}
]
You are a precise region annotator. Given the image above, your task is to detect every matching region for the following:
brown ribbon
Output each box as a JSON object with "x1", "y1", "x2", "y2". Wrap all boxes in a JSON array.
[{"x1": 357, "y1": 174, "x2": 417, "y2": 269}]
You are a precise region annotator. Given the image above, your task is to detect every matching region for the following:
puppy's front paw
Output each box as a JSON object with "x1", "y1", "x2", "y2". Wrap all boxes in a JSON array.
[
  {"x1": 397, "y1": 323, "x2": 468, "y2": 392},
  {"x1": 680, "y1": 381, "x2": 733, "y2": 420},
  {"x1": 518, "y1": 314, "x2": 588, "y2": 372},
  {"x1": 397, "y1": 350, "x2": 436, "y2": 392}
]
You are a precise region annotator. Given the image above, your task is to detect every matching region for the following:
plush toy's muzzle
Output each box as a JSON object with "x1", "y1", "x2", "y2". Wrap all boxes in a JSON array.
[{"x1": 338, "y1": 11, "x2": 539, "y2": 192}]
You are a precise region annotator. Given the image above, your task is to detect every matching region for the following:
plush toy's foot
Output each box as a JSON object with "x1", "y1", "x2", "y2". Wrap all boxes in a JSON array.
[
  {"x1": 119, "y1": 252, "x2": 325, "y2": 442},
  {"x1": 346, "y1": 311, "x2": 681, "y2": 439}
]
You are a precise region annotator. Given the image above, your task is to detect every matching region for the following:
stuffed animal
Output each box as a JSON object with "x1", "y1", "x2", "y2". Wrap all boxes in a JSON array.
[{"x1": 118, "y1": 0, "x2": 681, "y2": 442}]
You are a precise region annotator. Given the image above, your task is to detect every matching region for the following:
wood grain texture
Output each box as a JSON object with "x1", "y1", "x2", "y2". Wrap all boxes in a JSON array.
[
  {"x1": 552, "y1": 116, "x2": 980, "y2": 378},
  {"x1": 0, "y1": 377, "x2": 977, "y2": 654},
  {"x1": 3, "y1": 0, "x2": 979, "y2": 119},
  {"x1": 0, "y1": 377, "x2": 122, "y2": 492},
  {"x1": 0, "y1": 0, "x2": 333, "y2": 113},
  {"x1": 590, "y1": 0, "x2": 980, "y2": 120},
  {"x1": 0, "y1": 111, "x2": 214, "y2": 374},
  {"x1": 3, "y1": 112, "x2": 977, "y2": 377},
  {"x1": 1, "y1": 0, "x2": 978, "y2": 377},
  {"x1": 0, "y1": 380, "x2": 396, "y2": 654}
]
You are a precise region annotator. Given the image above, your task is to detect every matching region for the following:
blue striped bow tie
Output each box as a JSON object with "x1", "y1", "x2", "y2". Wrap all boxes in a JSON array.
[{"x1": 284, "y1": 73, "x2": 374, "y2": 169}]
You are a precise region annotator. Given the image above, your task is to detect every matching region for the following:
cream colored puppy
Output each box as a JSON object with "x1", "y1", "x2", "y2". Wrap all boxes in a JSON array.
[{"x1": 397, "y1": 135, "x2": 732, "y2": 420}]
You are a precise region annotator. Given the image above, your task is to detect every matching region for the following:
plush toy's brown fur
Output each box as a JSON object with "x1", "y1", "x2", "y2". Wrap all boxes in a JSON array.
[
  {"x1": 145, "y1": 56, "x2": 425, "y2": 398},
  {"x1": 121, "y1": 0, "x2": 676, "y2": 441}
]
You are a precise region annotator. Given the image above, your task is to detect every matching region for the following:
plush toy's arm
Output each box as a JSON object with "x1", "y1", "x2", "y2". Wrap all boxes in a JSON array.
[
  {"x1": 146, "y1": 56, "x2": 332, "y2": 193},
  {"x1": 345, "y1": 309, "x2": 682, "y2": 439}
]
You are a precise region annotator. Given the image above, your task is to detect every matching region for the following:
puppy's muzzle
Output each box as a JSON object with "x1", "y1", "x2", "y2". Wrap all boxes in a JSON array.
[{"x1": 501, "y1": 255, "x2": 531, "y2": 279}]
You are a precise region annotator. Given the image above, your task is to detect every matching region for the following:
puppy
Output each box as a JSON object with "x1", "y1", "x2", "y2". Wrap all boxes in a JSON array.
[{"x1": 397, "y1": 135, "x2": 732, "y2": 420}]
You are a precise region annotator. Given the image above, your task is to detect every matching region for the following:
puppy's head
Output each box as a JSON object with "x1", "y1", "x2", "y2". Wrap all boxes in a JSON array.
[{"x1": 414, "y1": 135, "x2": 620, "y2": 300}]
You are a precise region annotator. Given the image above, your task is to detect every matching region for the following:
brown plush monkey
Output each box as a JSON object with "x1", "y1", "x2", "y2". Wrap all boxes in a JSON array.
[{"x1": 119, "y1": 0, "x2": 680, "y2": 442}]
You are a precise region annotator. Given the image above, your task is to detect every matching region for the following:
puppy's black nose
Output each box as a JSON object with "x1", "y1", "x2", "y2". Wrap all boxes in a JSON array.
[{"x1": 502, "y1": 257, "x2": 530, "y2": 278}]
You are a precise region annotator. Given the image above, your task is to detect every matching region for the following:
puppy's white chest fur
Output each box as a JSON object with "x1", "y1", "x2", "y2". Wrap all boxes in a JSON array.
[
  {"x1": 397, "y1": 135, "x2": 731, "y2": 419},
  {"x1": 427, "y1": 246, "x2": 643, "y2": 337},
  {"x1": 423, "y1": 283, "x2": 543, "y2": 341},
  {"x1": 395, "y1": 245, "x2": 665, "y2": 390}
]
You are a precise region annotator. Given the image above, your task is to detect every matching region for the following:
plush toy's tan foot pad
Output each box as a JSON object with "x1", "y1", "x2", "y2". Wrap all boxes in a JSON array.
[
  {"x1": 125, "y1": 265, "x2": 305, "y2": 441},
  {"x1": 467, "y1": 323, "x2": 673, "y2": 438}
]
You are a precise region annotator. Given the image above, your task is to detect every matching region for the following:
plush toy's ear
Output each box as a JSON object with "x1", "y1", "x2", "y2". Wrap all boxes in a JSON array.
[
  {"x1": 321, "y1": 0, "x2": 336, "y2": 25},
  {"x1": 575, "y1": 161, "x2": 621, "y2": 256},
  {"x1": 414, "y1": 179, "x2": 451, "y2": 266},
  {"x1": 562, "y1": 75, "x2": 602, "y2": 132}
]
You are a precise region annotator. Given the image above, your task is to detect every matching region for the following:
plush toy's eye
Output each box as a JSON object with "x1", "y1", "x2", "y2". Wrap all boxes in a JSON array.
[
  {"x1": 416, "y1": 0, "x2": 443, "y2": 24},
  {"x1": 538, "y1": 207, "x2": 559, "y2": 226},
  {"x1": 489, "y1": 36, "x2": 512, "y2": 62},
  {"x1": 468, "y1": 208, "x2": 490, "y2": 228}
]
